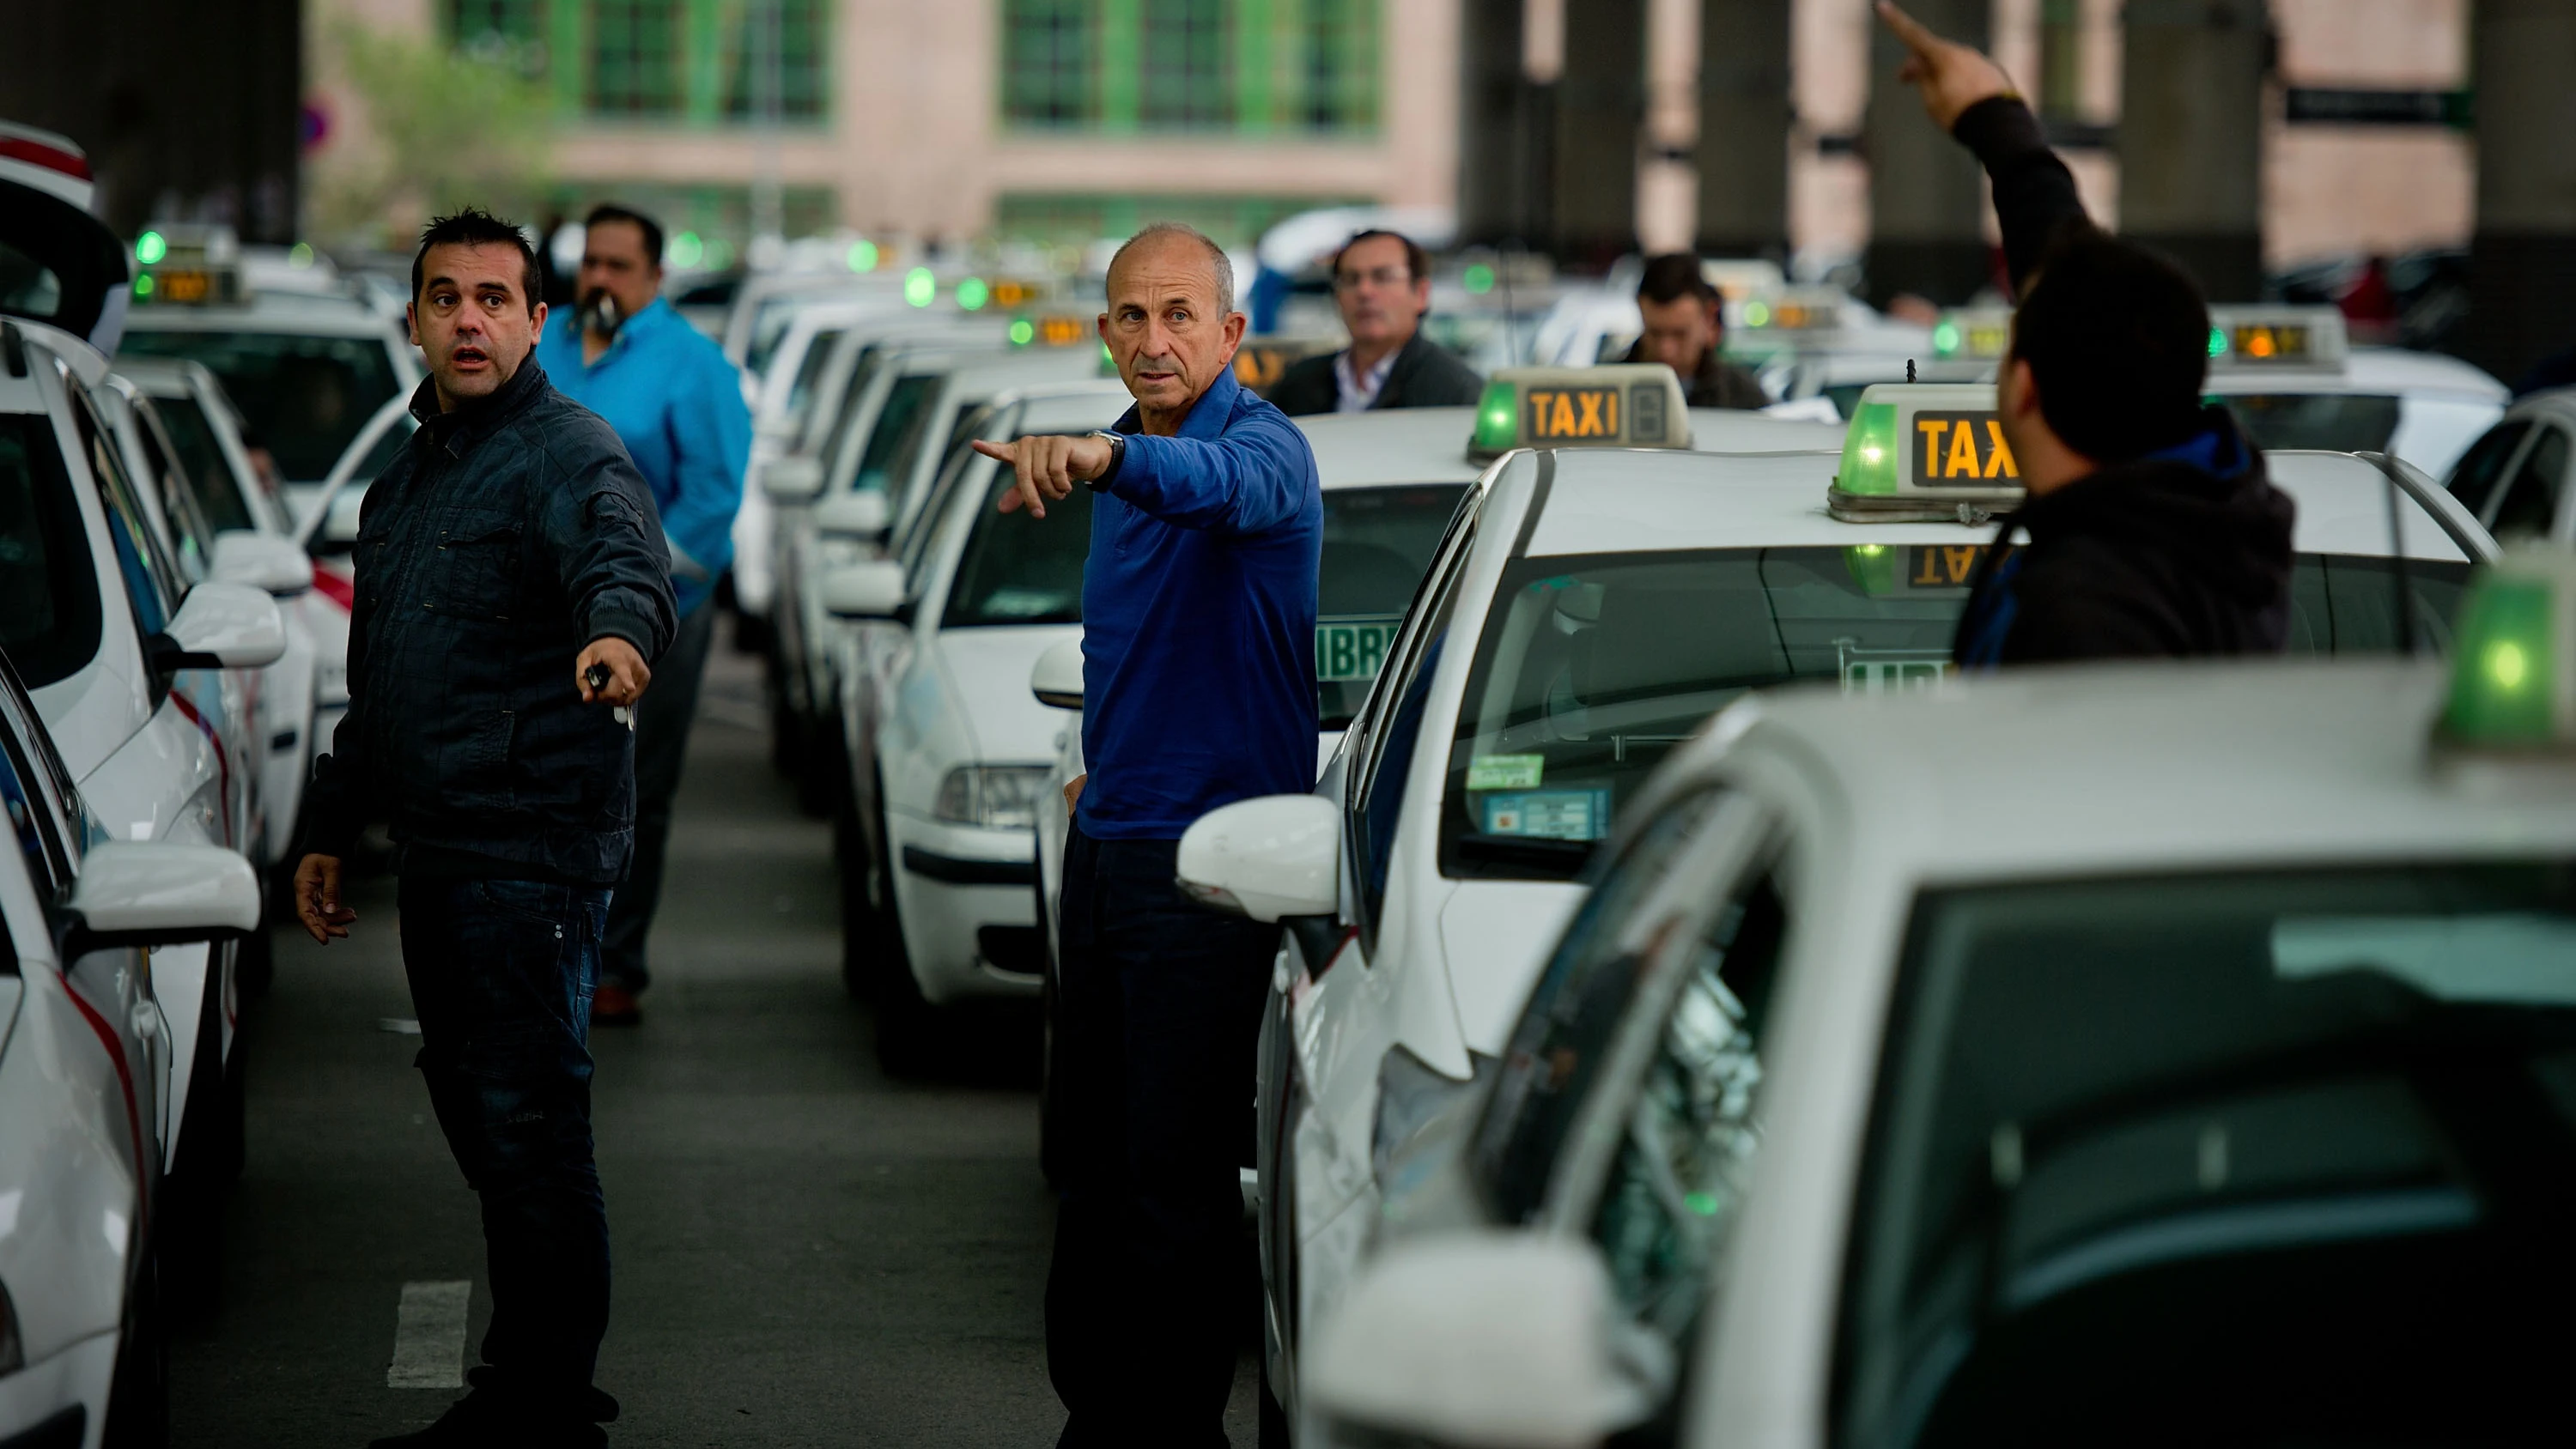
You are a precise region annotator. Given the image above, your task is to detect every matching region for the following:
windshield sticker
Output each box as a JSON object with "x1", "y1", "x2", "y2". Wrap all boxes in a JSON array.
[
  {"x1": 1838, "y1": 641, "x2": 1952, "y2": 694},
  {"x1": 1467, "y1": 754, "x2": 1546, "y2": 791},
  {"x1": 1482, "y1": 789, "x2": 1609, "y2": 842},
  {"x1": 1316, "y1": 615, "x2": 1404, "y2": 682}
]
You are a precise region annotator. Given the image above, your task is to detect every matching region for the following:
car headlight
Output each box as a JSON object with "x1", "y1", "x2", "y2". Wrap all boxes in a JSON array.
[{"x1": 933, "y1": 766, "x2": 1052, "y2": 830}]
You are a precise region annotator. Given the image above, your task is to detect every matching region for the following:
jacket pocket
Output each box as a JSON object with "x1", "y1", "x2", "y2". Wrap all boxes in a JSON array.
[
  {"x1": 424, "y1": 515, "x2": 523, "y2": 621},
  {"x1": 444, "y1": 707, "x2": 517, "y2": 812}
]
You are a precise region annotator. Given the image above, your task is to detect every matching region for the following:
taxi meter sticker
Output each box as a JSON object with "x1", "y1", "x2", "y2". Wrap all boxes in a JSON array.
[
  {"x1": 1466, "y1": 754, "x2": 1546, "y2": 791},
  {"x1": 1481, "y1": 789, "x2": 1609, "y2": 841},
  {"x1": 1315, "y1": 615, "x2": 1402, "y2": 682},
  {"x1": 1913, "y1": 413, "x2": 2019, "y2": 488}
]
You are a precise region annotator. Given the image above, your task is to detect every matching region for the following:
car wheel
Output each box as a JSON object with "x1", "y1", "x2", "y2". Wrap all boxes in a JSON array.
[
  {"x1": 860, "y1": 797, "x2": 937, "y2": 1076},
  {"x1": 162, "y1": 967, "x2": 234, "y2": 1318},
  {"x1": 103, "y1": 1249, "x2": 168, "y2": 1449},
  {"x1": 795, "y1": 706, "x2": 840, "y2": 820},
  {"x1": 764, "y1": 655, "x2": 805, "y2": 778}
]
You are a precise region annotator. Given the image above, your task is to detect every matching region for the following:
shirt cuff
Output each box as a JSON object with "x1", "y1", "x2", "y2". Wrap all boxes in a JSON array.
[{"x1": 586, "y1": 608, "x2": 662, "y2": 664}]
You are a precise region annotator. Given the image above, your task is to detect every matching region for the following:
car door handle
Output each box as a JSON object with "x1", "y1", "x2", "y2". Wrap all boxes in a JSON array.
[{"x1": 131, "y1": 1000, "x2": 161, "y2": 1040}]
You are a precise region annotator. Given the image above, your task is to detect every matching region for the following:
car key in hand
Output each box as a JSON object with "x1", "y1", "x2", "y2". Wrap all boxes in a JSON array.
[{"x1": 585, "y1": 663, "x2": 634, "y2": 729}]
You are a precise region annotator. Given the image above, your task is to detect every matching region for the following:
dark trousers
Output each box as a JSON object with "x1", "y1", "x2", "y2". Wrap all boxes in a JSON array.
[
  {"x1": 602, "y1": 597, "x2": 717, "y2": 991},
  {"x1": 400, "y1": 873, "x2": 615, "y2": 1413},
  {"x1": 1047, "y1": 823, "x2": 1278, "y2": 1448}
]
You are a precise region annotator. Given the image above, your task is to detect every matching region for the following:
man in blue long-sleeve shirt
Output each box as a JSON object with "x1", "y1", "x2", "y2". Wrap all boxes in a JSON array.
[
  {"x1": 975, "y1": 222, "x2": 1321, "y2": 1447},
  {"x1": 536, "y1": 204, "x2": 752, "y2": 1024}
]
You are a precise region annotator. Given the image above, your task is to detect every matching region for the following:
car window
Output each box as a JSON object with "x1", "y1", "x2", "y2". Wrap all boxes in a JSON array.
[
  {"x1": 2488, "y1": 424, "x2": 2568, "y2": 542},
  {"x1": 1837, "y1": 861, "x2": 2576, "y2": 1449},
  {"x1": 820, "y1": 345, "x2": 887, "y2": 477},
  {"x1": 1475, "y1": 787, "x2": 1738, "y2": 1225},
  {"x1": 2442, "y1": 419, "x2": 2529, "y2": 521},
  {"x1": 70, "y1": 385, "x2": 184, "y2": 637},
  {"x1": 0, "y1": 410, "x2": 105, "y2": 689},
  {"x1": 782, "y1": 327, "x2": 843, "y2": 435},
  {"x1": 128, "y1": 398, "x2": 215, "y2": 582},
  {"x1": 1350, "y1": 515, "x2": 1474, "y2": 939},
  {"x1": 0, "y1": 704, "x2": 73, "y2": 899},
  {"x1": 941, "y1": 458, "x2": 1094, "y2": 628},
  {"x1": 152, "y1": 393, "x2": 257, "y2": 533},
  {"x1": 1316, "y1": 483, "x2": 1472, "y2": 729},
  {"x1": 2221, "y1": 393, "x2": 2402, "y2": 454},
  {"x1": 858, "y1": 373, "x2": 938, "y2": 496},
  {"x1": 117, "y1": 328, "x2": 404, "y2": 482}
]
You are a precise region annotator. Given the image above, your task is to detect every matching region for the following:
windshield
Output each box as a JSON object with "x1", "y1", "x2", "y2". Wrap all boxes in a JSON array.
[
  {"x1": 1317, "y1": 483, "x2": 1470, "y2": 728},
  {"x1": 0, "y1": 413, "x2": 103, "y2": 689},
  {"x1": 859, "y1": 373, "x2": 938, "y2": 495},
  {"x1": 1441, "y1": 549, "x2": 2473, "y2": 882},
  {"x1": 2221, "y1": 393, "x2": 2403, "y2": 453},
  {"x1": 943, "y1": 460, "x2": 1094, "y2": 627},
  {"x1": 152, "y1": 393, "x2": 256, "y2": 533},
  {"x1": 118, "y1": 329, "x2": 404, "y2": 482},
  {"x1": 1838, "y1": 861, "x2": 2576, "y2": 1449}
]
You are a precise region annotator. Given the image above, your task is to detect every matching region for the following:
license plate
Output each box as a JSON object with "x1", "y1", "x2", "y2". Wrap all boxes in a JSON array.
[
  {"x1": 1524, "y1": 386, "x2": 1621, "y2": 441},
  {"x1": 1315, "y1": 615, "x2": 1402, "y2": 682}
]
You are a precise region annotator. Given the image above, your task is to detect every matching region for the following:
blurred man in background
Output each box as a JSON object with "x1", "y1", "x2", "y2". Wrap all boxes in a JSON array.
[
  {"x1": 535, "y1": 203, "x2": 752, "y2": 1026},
  {"x1": 1268, "y1": 228, "x2": 1484, "y2": 415},
  {"x1": 1623, "y1": 252, "x2": 1770, "y2": 408}
]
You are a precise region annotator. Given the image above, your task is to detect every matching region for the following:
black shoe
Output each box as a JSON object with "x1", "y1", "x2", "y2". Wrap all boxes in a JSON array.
[{"x1": 368, "y1": 1379, "x2": 615, "y2": 1447}]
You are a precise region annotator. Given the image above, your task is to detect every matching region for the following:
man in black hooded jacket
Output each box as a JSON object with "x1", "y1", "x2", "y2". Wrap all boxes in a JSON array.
[{"x1": 1879, "y1": 2, "x2": 2294, "y2": 666}]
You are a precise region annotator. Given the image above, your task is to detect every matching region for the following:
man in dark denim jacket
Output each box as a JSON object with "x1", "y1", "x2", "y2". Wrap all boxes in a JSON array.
[{"x1": 294, "y1": 209, "x2": 676, "y2": 1449}]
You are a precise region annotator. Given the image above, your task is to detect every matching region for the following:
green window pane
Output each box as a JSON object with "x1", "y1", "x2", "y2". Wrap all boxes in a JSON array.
[
  {"x1": 447, "y1": 0, "x2": 550, "y2": 76},
  {"x1": 1002, "y1": 0, "x2": 1097, "y2": 130},
  {"x1": 1302, "y1": 0, "x2": 1377, "y2": 132},
  {"x1": 726, "y1": 0, "x2": 830, "y2": 120},
  {"x1": 592, "y1": 0, "x2": 682, "y2": 114},
  {"x1": 1139, "y1": 0, "x2": 1230, "y2": 131}
]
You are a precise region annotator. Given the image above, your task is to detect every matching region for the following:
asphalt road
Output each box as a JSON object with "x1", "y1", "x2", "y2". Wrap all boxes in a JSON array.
[{"x1": 173, "y1": 629, "x2": 1261, "y2": 1446}]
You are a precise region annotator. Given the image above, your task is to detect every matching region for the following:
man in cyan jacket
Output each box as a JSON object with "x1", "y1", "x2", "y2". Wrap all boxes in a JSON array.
[{"x1": 1878, "y1": 1, "x2": 2296, "y2": 666}]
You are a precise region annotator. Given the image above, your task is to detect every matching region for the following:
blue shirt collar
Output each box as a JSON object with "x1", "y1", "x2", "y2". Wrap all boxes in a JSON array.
[
  {"x1": 2141, "y1": 406, "x2": 2252, "y2": 478},
  {"x1": 560, "y1": 296, "x2": 678, "y2": 369},
  {"x1": 1113, "y1": 363, "x2": 1242, "y2": 438}
]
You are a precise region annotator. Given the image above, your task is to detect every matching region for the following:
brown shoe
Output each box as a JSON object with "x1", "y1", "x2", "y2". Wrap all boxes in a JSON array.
[{"x1": 591, "y1": 983, "x2": 642, "y2": 1027}]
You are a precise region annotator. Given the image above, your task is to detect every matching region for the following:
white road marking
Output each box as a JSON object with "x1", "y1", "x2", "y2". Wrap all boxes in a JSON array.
[{"x1": 387, "y1": 1281, "x2": 471, "y2": 1388}]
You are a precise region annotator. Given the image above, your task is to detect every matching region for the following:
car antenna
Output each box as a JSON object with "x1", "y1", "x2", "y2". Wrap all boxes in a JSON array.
[{"x1": 1906, "y1": 358, "x2": 1917, "y2": 384}]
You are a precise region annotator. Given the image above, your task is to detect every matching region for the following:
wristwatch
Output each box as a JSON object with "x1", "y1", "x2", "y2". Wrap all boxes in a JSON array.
[{"x1": 1085, "y1": 430, "x2": 1126, "y2": 488}]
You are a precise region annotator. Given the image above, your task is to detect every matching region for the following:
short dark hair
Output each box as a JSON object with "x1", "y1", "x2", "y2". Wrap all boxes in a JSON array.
[
  {"x1": 1637, "y1": 253, "x2": 1718, "y2": 306},
  {"x1": 410, "y1": 208, "x2": 543, "y2": 316},
  {"x1": 584, "y1": 203, "x2": 665, "y2": 268},
  {"x1": 1335, "y1": 229, "x2": 1429, "y2": 288},
  {"x1": 2010, "y1": 228, "x2": 2211, "y2": 461}
]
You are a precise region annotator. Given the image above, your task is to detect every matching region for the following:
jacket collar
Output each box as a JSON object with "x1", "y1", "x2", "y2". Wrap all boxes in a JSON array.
[
  {"x1": 1112, "y1": 360, "x2": 1243, "y2": 439},
  {"x1": 410, "y1": 355, "x2": 552, "y2": 457}
]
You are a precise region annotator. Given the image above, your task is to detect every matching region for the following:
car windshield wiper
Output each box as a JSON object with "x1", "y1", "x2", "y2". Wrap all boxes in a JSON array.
[{"x1": 1449, "y1": 831, "x2": 1594, "y2": 876}]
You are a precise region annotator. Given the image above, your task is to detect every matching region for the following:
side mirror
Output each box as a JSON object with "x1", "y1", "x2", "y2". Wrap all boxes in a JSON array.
[
  {"x1": 64, "y1": 841, "x2": 262, "y2": 954},
  {"x1": 210, "y1": 529, "x2": 313, "y2": 597},
  {"x1": 813, "y1": 489, "x2": 891, "y2": 541},
  {"x1": 1030, "y1": 636, "x2": 1084, "y2": 710},
  {"x1": 761, "y1": 455, "x2": 828, "y2": 503},
  {"x1": 1303, "y1": 1233, "x2": 1664, "y2": 1449},
  {"x1": 820, "y1": 559, "x2": 909, "y2": 620},
  {"x1": 149, "y1": 580, "x2": 286, "y2": 672},
  {"x1": 1176, "y1": 794, "x2": 1337, "y2": 922}
]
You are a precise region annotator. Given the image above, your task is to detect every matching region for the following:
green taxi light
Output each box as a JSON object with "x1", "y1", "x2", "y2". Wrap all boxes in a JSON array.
[
  {"x1": 1462, "y1": 263, "x2": 1496, "y2": 294},
  {"x1": 668, "y1": 231, "x2": 706, "y2": 268},
  {"x1": 133, "y1": 273, "x2": 154, "y2": 298},
  {"x1": 2439, "y1": 572, "x2": 2560, "y2": 748},
  {"x1": 1932, "y1": 321, "x2": 1961, "y2": 357},
  {"x1": 957, "y1": 276, "x2": 990, "y2": 312},
  {"x1": 1743, "y1": 300, "x2": 1772, "y2": 328},
  {"x1": 847, "y1": 239, "x2": 878, "y2": 273},
  {"x1": 1835, "y1": 402, "x2": 1900, "y2": 496},
  {"x1": 1472, "y1": 380, "x2": 1518, "y2": 454},
  {"x1": 904, "y1": 266, "x2": 937, "y2": 308},
  {"x1": 136, "y1": 230, "x2": 167, "y2": 265},
  {"x1": 287, "y1": 241, "x2": 316, "y2": 269},
  {"x1": 1008, "y1": 318, "x2": 1036, "y2": 346},
  {"x1": 2207, "y1": 326, "x2": 2227, "y2": 360}
]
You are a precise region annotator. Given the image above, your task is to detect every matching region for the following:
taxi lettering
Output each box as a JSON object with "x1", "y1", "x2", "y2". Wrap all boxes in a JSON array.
[
  {"x1": 1525, "y1": 387, "x2": 1620, "y2": 441},
  {"x1": 1913, "y1": 412, "x2": 2019, "y2": 487},
  {"x1": 1908, "y1": 545, "x2": 1989, "y2": 588}
]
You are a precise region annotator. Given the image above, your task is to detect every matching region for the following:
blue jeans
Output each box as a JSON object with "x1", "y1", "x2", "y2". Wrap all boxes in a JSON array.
[
  {"x1": 1046, "y1": 825, "x2": 1278, "y2": 1448},
  {"x1": 399, "y1": 874, "x2": 614, "y2": 1413}
]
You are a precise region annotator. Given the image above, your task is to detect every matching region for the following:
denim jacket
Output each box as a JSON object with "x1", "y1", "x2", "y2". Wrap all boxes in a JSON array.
[{"x1": 303, "y1": 361, "x2": 677, "y2": 882}]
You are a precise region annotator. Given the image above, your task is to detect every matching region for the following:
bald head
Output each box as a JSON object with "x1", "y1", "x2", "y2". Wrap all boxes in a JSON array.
[
  {"x1": 1097, "y1": 221, "x2": 1247, "y2": 433},
  {"x1": 1109, "y1": 222, "x2": 1235, "y2": 318}
]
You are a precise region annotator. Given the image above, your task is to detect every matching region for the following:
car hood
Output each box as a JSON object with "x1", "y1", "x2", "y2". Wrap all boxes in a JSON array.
[
  {"x1": 931, "y1": 623, "x2": 1084, "y2": 765},
  {"x1": 1439, "y1": 880, "x2": 1589, "y2": 1057}
]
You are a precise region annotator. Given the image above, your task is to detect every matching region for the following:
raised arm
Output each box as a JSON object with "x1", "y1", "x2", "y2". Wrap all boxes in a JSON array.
[{"x1": 1104, "y1": 409, "x2": 1315, "y2": 535}]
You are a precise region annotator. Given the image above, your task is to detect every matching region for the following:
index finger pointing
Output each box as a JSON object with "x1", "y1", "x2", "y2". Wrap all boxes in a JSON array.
[
  {"x1": 1874, "y1": 1, "x2": 1940, "y2": 55},
  {"x1": 971, "y1": 438, "x2": 1018, "y2": 464}
]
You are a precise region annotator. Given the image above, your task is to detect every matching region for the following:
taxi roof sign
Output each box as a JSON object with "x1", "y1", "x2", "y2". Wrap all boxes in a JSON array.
[
  {"x1": 2207, "y1": 305, "x2": 2348, "y2": 373},
  {"x1": 2436, "y1": 548, "x2": 2576, "y2": 755},
  {"x1": 1827, "y1": 383, "x2": 2026, "y2": 523},
  {"x1": 132, "y1": 221, "x2": 245, "y2": 306},
  {"x1": 1725, "y1": 286, "x2": 1850, "y2": 336},
  {"x1": 1009, "y1": 312, "x2": 1095, "y2": 348},
  {"x1": 1932, "y1": 306, "x2": 2014, "y2": 361},
  {"x1": 1467, "y1": 364, "x2": 1693, "y2": 461}
]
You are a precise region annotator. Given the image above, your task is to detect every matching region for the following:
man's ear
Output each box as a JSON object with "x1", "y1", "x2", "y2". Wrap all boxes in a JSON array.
[
  {"x1": 405, "y1": 304, "x2": 421, "y2": 349},
  {"x1": 2002, "y1": 355, "x2": 2041, "y2": 419},
  {"x1": 531, "y1": 300, "x2": 549, "y2": 344},
  {"x1": 1220, "y1": 310, "x2": 1248, "y2": 363}
]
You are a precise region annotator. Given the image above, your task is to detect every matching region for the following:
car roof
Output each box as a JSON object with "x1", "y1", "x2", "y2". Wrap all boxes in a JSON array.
[
  {"x1": 1522, "y1": 446, "x2": 2475, "y2": 560},
  {"x1": 993, "y1": 379, "x2": 1133, "y2": 433},
  {"x1": 1291, "y1": 407, "x2": 1852, "y2": 494},
  {"x1": 121, "y1": 289, "x2": 403, "y2": 338},
  {"x1": 2207, "y1": 346, "x2": 2507, "y2": 401},
  {"x1": 1708, "y1": 658, "x2": 2576, "y2": 888},
  {"x1": 99, "y1": 353, "x2": 216, "y2": 397},
  {"x1": 2500, "y1": 387, "x2": 2576, "y2": 425}
]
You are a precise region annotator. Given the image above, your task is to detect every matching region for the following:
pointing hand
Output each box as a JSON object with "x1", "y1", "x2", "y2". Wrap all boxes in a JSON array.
[
  {"x1": 973, "y1": 434, "x2": 1118, "y2": 518},
  {"x1": 1877, "y1": 1, "x2": 2019, "y2": 133}
]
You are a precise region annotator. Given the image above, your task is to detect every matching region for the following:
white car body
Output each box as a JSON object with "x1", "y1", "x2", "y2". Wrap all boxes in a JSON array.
[
  {"x1": 1301, "y1": 652, "x2": 2576, "y2": 1449},
  {"x1": 1246, "y1": 435, "x2": 2495, "y2": 1428},
  {"x1": 829, "y1": 381, "x2": 1133, "y2": 1026},
  {"x1": 734, "y1": 299, "x2": 890, "y2": 621},
  {"x1": 2437, "y1": 385, "x2": 2576, "y2": 549}
]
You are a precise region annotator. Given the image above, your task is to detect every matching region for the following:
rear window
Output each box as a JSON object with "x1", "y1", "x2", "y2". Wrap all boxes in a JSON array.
[
  {"x1": 0, "y1": 412, "x2": 105, "y2": 688},
  {"x1": 118, "y1": 329, "x2": 403, "y2": 482},
  {"x1": 2221, "y1": 393, "x2": 2402, "y2": 454}
]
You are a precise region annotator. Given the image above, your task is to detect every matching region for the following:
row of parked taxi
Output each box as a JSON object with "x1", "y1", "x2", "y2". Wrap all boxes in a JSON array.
[
  {"x1": 0, "y1": 124, "x2": 437, "y2": 1446},
  {"x1": 723, "y1": 246, "x2": 2575, "y2": 1447}
]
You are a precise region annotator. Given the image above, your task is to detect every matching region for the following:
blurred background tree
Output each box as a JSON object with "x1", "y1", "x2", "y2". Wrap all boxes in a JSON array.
[{"x1": 306, "y1": 21, "x2": 554, "y2": 251}]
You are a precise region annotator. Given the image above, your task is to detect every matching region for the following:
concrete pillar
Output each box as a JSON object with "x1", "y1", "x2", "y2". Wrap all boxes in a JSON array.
[
  {"x1": 1456, "y1": 0, "x2": 1539, "y2": 244},
  {"x1": 2117, "y1": 0, "x2": 2266, "y2": 301},
  {"x1": 1694, "y1": 0, "x2": 1791, "y2": 257},
  {"x1": 1861, "y1": 0, "x2": 1990, "y2": 306},
  {"x1": 2464, "y1": 0, "x2": 2576, "y2": 385},
  {"x1": 1551, "y1": 0, "x2": 1645, "y2": 264}
]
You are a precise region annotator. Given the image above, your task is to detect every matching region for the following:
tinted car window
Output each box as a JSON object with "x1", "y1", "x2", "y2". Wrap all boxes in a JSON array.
[
  {"x1": 2489, "y1": 424, "x2": 2567, "y2": 542},
  {"x1": 0, "y1": 413, "x2": 104, "y2": 688},
  {"x1": 858, "y1": 373, "x2": 937, "y2": 495},
  {"x1": 2442, "y1": 419, "x2": 2530, "y2": 520},
  {"x1": 70, "y1": 387, "x2": 183, "y2": 637},
  {"x1": 2221, "y1": 393, "x2": 2402, "y2": 453},
  {"x1": 118, "y1": 329, "x2": 403, "y2": 482}
]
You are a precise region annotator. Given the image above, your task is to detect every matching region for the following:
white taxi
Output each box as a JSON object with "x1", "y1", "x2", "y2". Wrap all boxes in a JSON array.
[
  {"x1": 819, "y1": 379, "x2": 1132, "y2": 1070},
  {"x1": 0, "y1": 646, "x2": 263, "y2": 1449},
  {"x1": 2439, "y1": 385, "x2": 2576, "y2": 550},
  {"x1": 1173, "y1": 374, "x2": 2499, "y2": 1433},
  {"x1": 1297, "y1": 549, "x2": 2576, "y2": 1449}
]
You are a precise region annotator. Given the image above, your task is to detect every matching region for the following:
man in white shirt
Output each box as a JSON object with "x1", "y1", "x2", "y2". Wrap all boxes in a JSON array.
[{"x1": 1268, "y1": 229, "x2": 1485, "y2": 415}]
